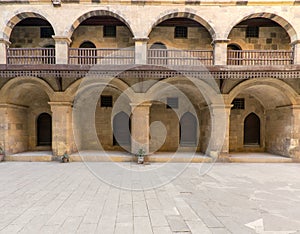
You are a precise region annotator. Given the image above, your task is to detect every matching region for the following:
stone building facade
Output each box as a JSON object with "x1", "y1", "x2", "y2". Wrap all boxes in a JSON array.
[{"x1": 0, "y1": 0, "x2": 300, "y2": 160}]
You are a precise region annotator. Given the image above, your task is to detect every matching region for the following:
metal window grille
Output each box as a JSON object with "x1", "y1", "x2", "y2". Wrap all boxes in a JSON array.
[
  {"x1": 232, "y1": 98, "x2": 245, "y2": 109},
  {"x1": 40, "y1": 27, "x2": 54, "y2": 38},
  {"x1": 103, "y1": 26, "x2": 116, "y2": 37},
  {"x1": 174, "y1": 26, "x2": 188, "y2": 38},
  {"x1": 101, "y1": 95, "x2": 113, "y2": 107},
  {"x1": 246, "y1": 26, "x2": 259, "y2": 38}
]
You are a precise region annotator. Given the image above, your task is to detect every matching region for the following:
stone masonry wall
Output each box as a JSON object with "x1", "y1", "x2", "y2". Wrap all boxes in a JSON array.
[
  {"x1": 150, "y1": 103, "x2": 179, "y2": 152},
  {"x1": 228, "y1": 27, "x2": 290, "y2": 50},
  {"x1": 265, "y1": 108, "x2": 293, "y2": 157},
  {"x1": 71, "y1": 26, "x2": 134, "y2": 48},
  {"x1": 229, "y1": 94, "x2": 265, "y2": 152},
  {"x1": 148, "y1": 26, "x2": 212, "y2": 49},
  {"x1": 10, "y1": 26, "x2": 55, "y2": 48}
]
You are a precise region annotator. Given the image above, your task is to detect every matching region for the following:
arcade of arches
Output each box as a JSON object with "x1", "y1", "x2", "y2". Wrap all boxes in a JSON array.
[
  {"x1": 0, "y1": 76, "x2": 299, "y2": 159},
  {"x1": 1, "y1": 4, "x2": 300, "y2": 160}
]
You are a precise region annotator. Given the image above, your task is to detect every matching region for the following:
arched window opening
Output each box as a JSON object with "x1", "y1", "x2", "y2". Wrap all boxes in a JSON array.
[
  {"x1": 37, "y1": 113, "x2": 52, "y2": 146},
  {"x1": 149, "y1": 42, "x2": 167, "y2": 65},
  {"x1": 244, "y1": 113, "x2": 260, "y2": 145}
]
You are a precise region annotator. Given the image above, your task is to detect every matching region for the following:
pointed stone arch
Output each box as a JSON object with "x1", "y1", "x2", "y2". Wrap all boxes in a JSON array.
[
  {"x1": 37, "y1": 113, "x2": 52, "y2": 146},
  {"x1": 244, "y1": 113, "x2": 260, "y2": 145}
]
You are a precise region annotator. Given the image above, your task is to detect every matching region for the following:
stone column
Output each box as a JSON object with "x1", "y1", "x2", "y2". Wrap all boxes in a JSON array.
[
  {"x1": 212, "y1": 39, "x2": 229, "y2": 65},
  {"x1": 208, "y1": 104, "x2": 231, "y2": 158},
  {"x1": 49, "y1": 102, "x2": 73, "y2": 156},
  {"x1": 52, "y1": 36, "x2": 71, "y2": 64},
  {"x1": 0, "y1": 39, "x2": 10, "y2": 64},
  {"x1": 291, "y1": 40, "x2": 300, "y2": 65},
  {"x1": 134, "y1": 37, "x2": 148, "y2": 64},
  {"x1": 290, "y1": 105, "x2": 300, "y2": 158},
  {"x1": 130, "y1": 102, "x2": 152, "y2": 154}
]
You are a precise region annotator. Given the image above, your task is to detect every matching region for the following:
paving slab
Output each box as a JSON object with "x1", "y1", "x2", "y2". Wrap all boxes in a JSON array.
[{"x1": 0, "y1": 162, "x2": 300, "y2": 233}]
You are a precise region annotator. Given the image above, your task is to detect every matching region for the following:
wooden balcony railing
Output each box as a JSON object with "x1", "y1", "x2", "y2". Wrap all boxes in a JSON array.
[
  {"x1": 147, "y1": 49, "x2": 213, "y2": 66},
  {"x1": 7, "y1": 48, "x2": 55, "y2": 64},
  {"x1": 227, "y1": 50, "x2": 294, "y2": 66},
  {"x1": 5, "y1": 48, "x2": 295, "y2": 67},
  {"x1": 69, "y1": 48, "x2": 135, "y2": 65}
]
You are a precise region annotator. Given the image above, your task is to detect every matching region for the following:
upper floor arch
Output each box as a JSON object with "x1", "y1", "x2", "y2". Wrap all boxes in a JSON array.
[
  {"x1": 2, "y1": 11, "x2": 56, "y2": 41},
  {"x1": 224, "y1": 12, "x2": 298, "y2": 42},
  {"x1": 146, "y1": 10, "x2": 216, "y2": 40},
  {"x1": 66, "y1": 9, "x2": 134, "y2": 39},
  {"x1": 227, "y1": 78, "x2": 298, "y2": 109}
]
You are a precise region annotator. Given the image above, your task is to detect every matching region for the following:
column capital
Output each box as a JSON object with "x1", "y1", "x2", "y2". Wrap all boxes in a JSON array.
[
  {"x1": 212, "y1": 39, "x2": 230, "y2": 45},
  {"x1": 48, "y1": 101, "x2": 73, "y2": 107},
  {"x1": 133, "y1": 37, "x2": 149, "y2": 42},
  {"x1": 290, "y1": 40, "x2": 300, "y2": 46},
  {"x1": 209, "y1": 104, "x2": 233, "y2": 109},
  {"x1": 0, "y1": 38, "x2": 11, "y2": 46},
  {"x1": 52, "y1": 36, "x2": 72, "y2": 45}
]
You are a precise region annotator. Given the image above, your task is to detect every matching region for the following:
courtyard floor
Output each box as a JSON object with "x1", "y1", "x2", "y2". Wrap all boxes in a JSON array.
[{"x1": 1, "y1": 162, "x2": 300, "y2": 233}]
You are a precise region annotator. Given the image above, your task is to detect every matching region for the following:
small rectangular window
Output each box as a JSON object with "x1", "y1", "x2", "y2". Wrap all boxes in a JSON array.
[
  {"x1": 101, "y1": 95, "x2": 113, "y2": 107},
  {"x1": 167, "y1": 97, "x2": 178, "y2": 109},
  {"x1": 40, "y1": 27, "x2": 54, "y2": 38},
  {"x1": 103, "y1": 25, "x2": 116, "y2": 38},
  {"x1": 246, "y1": 26, "x2": 259, "y2": 38},
  {"x1": 232, "y1": 98, "x2": 245, "y2": 110},
  {"x1": 174, "y1": 26, "x2": 188, "y2": 38}
]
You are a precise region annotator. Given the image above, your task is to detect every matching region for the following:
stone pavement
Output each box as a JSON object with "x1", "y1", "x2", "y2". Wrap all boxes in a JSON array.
[{"x1": 1, "y1": 162, "x2": 300, "y2": 234}]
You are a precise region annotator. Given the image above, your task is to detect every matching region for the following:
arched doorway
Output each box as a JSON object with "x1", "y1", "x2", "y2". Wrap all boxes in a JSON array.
[
  {"x1": 244, "y1": 113, "x2": 260, "y2": 145},
  {"x1": 149, "y1": 42, "x2": 167, "y2": 65},
  {"x1": 227, "y1": 44, "x2": 241, "y2": 51},
  {"x1": 150, "y1": 42, "x2": 167, "y2": 50},
  {"x1": 37, "y1": 113, "x2": 52, "y2": 146},
  {"x1": 113, "y1": 112, "x2": 131, "y2": 148},
  {"x1": 79, "y1": 41, "x2": 96, "y2": 64},
  {"x1": 227, "y1": 44, "x2": 242, "y2": 65},
  {"x1": 180, "y1": 112, "x2": 197, "y2": 146},
  {"x1": 80, "y1": 41, "x2": 96, "y2": 48}
]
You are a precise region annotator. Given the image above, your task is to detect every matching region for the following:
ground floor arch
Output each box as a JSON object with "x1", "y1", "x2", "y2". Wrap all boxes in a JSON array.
[
  {"x1": 228, "y1": 78, "x2": 298, "y2": 157},
  {"x1": 0, "y1": 77, "x2": 54, "y2": 155}
]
